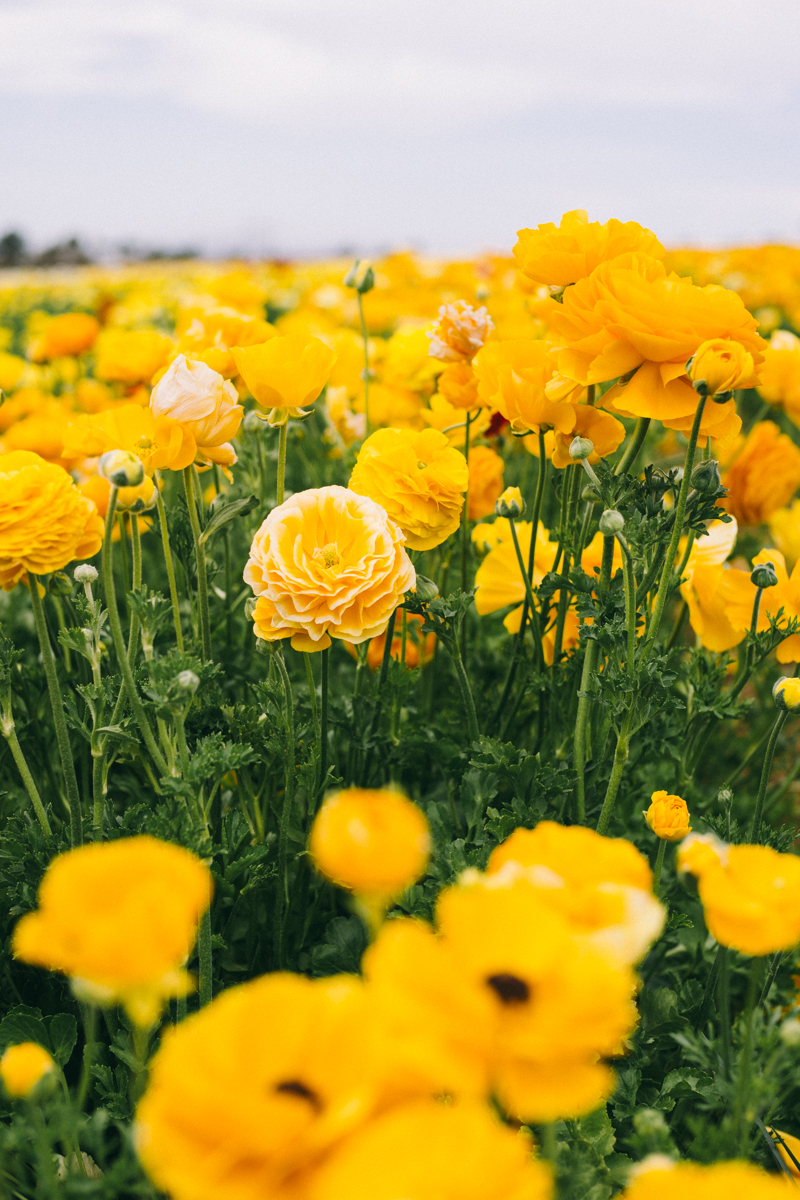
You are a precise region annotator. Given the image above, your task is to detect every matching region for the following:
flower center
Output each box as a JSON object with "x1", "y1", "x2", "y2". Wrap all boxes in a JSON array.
[
  {"x1": 274, "y1": 1079, "x2": 322, "y2": 1112},
  {"x1": 486, "y1": 973, "x2": 530, "y2": 1004},
  {"x1": 417, "y1": 461, "x2": 427, "y2": 469},
  {"x1": 313, "y1": 542, "x2": 341, "y2": 569},
  {"x1": 137, "y1": 435, "x2": 153, "y2": 450}
]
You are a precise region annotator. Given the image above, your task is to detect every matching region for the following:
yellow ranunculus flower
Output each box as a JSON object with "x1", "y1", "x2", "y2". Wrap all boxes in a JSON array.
[
  {"x1": 467, "y1": 445, "x2": 504, "y2": 520},
  {"x1": 175, "y1": 305, "x2": 276, "y2": 378},
  {"x1": 94, "y1": 328, "x2": 173, "y2": 385},
  {"x1": 473, "y1": 340, "x2": 575, "y2": 435},
  {"x1": 427, "y1": 300, "x2": 494, "y2": 363},
  {"x1": 513, "y1": 209, "x2": 664, "y2": 289},
  {"x1": 29, "y1": 312, "x2": 100, "y2": 362},
  {"x1": 550, "y1": 403, "x2": 625, "y2": 468},
  {"x1": 774, "y1": 676, "x2": 800, "y2": 712},
  {"x1": 436, "y1": 360, "x2": 481, "y2": 411},
  {"x1": 136, "y1": 973, "x2": 383, "y2": 1200},
  {"x1": 244, "y1": 485, "x2": 415, "y2": 652},
  {"x1": 0, "y1": 450, "x2": 103, "y2": 591},
  {"x1": 495, "y1": 485, "x2": 524, "y2": 518},
  {"x1": 0, "y1": 350, "x2": 27, "y2": 392},
  {"x1": 232, "y1": 333, "x2": 336, "y2": 425},
  {"x1": 13, "y1": 836, "x2": 212, "y2": 1028},
  {"x1": 0, "y1": 1043, "x2": 56, "y2": 1098},
  {"x1": 721, "y1": 420, "x2": 800, "y2": 527},
  {"x1": 310, "y1": 787, "x2": 430, "y2": 900},
  {"x1": 687, "y1": 843, "x2": 800, "y2": 956},
  {"x1": 308, "y1": 1101, "x2": 553, "y2": 1200},
  {"x1": 619, "y1": 1158, "x2": 789, "y2": 1199},
  {"x1": 348, "y1": 428, "x2": 467, "y2": 551},
  {"x1": 688, "y1": 337, "x2": 754, "y2": 396},
  {"x1": 644, "y1": 791, "x2": 691, "y2": 841},
  {"x1": 486, "y1": 821, "x2": 664, "y2": 966},
  {"x1": 150, "y1": 354, "x2": 243, "y2": 468},
  {"x1": 64, "y1": 404, "x2": 196, "y2": 475},
  {"x1": 207, "y1": 269, "x2": 266, "y2": 314},
  {"x1": 677, "y1": 517, "x2": 759, "y2": 652},
  {"x1": 768, "y1": 499, "x2": 800, "y2": 569},
  {"x1": 757, "y1": 328, "x2": 800, "y2": 422},
  {"x1": 676, "y1": 832, "x2": 728, "y2": 877}
]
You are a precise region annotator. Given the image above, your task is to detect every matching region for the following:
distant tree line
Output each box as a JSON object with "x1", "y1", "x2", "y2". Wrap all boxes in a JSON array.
[{"x1": 0, "y1": 232, "x2": 200, "y2": 267}]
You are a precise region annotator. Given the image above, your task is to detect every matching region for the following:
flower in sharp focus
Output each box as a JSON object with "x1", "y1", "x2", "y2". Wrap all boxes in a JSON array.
[
  {"x1": 94, "y1": 329, "x2": 173, "y2": 385},
  {"x1": 472, "y1": 340, "x2": 575, "y2": 436},
  {"x1": 618, "y1": 1157, "x2": 790, "y2": 1199},
  {"x1": 687, "y1": 337, "x2": 755, "y2": 397},
  {"x1": 513, "y1": 208, "x2": 665, "y2": 289},
  {"x1": 13, "y1": 836, "x2": 213, "y2": 1027},
  {"x1": 774, "y1": 675, "x2": 800, "y2": 712},
  {"x1": 550, "y1": 404, "x2": 625, "y2": 469},
  {"x1": 150, "y1": 354, "x2": 244, "y2": 467},
  {"x1": 348, "y1": 428, "x2": 468, "y2": 551},
  {"x1": 0, "y1": 1043, "x2": 56, "y2": 1098},
  {"x1": 244, "y1": 485, "x2": 415, "y2": 652},
  {"x1": 467, "y1": 445, "x2": 505, "y2": 520},
  {"x1": 0, "y1": 450, "x2": 103, "y2": 591},
  {"x1": 720, "y1": 420, "x2": 800, "y2": 527},
  {"x1": 427, "y1": 300, "x2": 494, "y2": 363},
  {"x1": 644, "y1": 792, "x2": 691, "y2": 841},
  {"x1": 231, "y1": 333, "x2": 336, "y2": 425}
]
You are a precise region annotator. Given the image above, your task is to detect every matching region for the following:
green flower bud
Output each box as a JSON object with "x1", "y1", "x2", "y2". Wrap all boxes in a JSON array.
[
  {"x1": 412, "y1": 575, "x2": 439, "y2": 603},
  {"x1": 175, "y1": 670, "x2": 200, "y2": 696},
  {"x1": 74, "y1": 564, "x2": 98, "y2": 585},
  {"x1": 690, "y1": 459, "x2": 721, "y2": 494},
  {"x1": 99, "y1": 449, "x2": 144, "y2": 489},
  {"x1": 751, "y1": 561, "x2": 778, "y2": 589},
  {"x1": 598, "y1": 509, "x2": 625, "y2": 535},
  {"x1": 569, "y1": 436, "x2": 594, "y2": 461},
  {"x1": 774, "y1": 676, "x2": 800, "y2": 713},
  {"x1": 495, "y1": 487, "x2": 525, "y2": 519},
  {"x1": 343, "y1": 260, "x2": 375, "y2": 294},
  {"x1": 48, "y1": 571, "x2": 73, "y2": 596}
]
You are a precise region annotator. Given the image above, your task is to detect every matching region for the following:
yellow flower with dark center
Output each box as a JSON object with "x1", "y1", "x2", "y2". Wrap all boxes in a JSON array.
[
  {"x1": 94, "y1": 328, "x2": 173, "y2": 385},
  {"x1": 472, "y1": 340, "x2": 575, "y2": 435},
  {"x1": 13, "y1": 836, "x2": 212, "y2": 1027},
  {"x1": 0, "y1": 1043, "x2": 56, "y2": 1097},
  {"x1": 644, "y1": 791, "x2": 691, "y2": 841},
  {"x1": 0, "y1": 450, "x2": 103, "y2": 591},
  {"x1": 721, "y1": 420, "x2": 800, "y2": 527},
  {"x1": 688, "y1": 843, "x2": 800, "y2": 956},
  {"x1": 688, "y1": 337, "x2": 754, "y2": 396},
  {"x1": 309, "y1": 787, "x2": 430, "y2": 900},
  {"x1": 349, "y1": 428, "x2": 468, "y2": 551},
  {"x1": 232, "y1": 334, "x2": 336, "y2": 425},
  {"x1": 135, "y1": 973, "x2": 383, "y2": 1200},
  {"x1": 244, "y1": 485, "x2": 415, "y2": 652},
  {"x1": 513, "y1": 209, "x2": 664, "y2": 289},
  {"x1": 308, "y1": 1100, "x2": 553, "y2": 1200},
  {"x1": 63, "y1": 404, "x2": 196, "y2": 475},
  {"x1": 619, "y1": 1157, "x2": 789, "y2": 1199}
]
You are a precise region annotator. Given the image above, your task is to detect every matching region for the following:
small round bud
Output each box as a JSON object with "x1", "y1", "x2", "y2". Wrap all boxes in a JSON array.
[
  {"x1": 751, "y1": 561, "x2": 778, "y2": 589},
  {"x1": 690, "y1": 459, "x2": 721, "y2": 494},
  {"x1": 599, "y1": 509, "x2": 625, "y2": 535},
  {"x1": 343, "y1": 260, "x2": 375, "y2": 294},
  {"x1": 494, "y1": 486, "x2": 524, "y2": 519},
  {"x1": 117, "y1": 475, "x2": 157, "y2": 513},
  {"x1": 175, "y1": 670, "x2": 200, "y2": 696},
  {"x1": 717, "y1": 787, "x2": 733, "y2": 806},
  {"x1": 48, "y1": 571, "x2": 73, "y2": 596},
  {"x1": 569, "y1": 436, "x2": 594, "y2": 461},
  {"x1": 99, "y1": 449, "x2": 144, "y2": 489},
  {"x1": 74, "y1": 564, "x2": 98, "y2": 584},
  {"x1": 244, "y1": 597, "x2": 257, "y2": 621},
  {"x1": 412, "y1": 575, "x2": 439, "y2": 603},
  {"x1": 774, "y1": 676, "x2": 800, "y2": 713}
]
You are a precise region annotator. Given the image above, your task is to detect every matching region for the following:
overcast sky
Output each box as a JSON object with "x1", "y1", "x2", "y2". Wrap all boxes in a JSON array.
[{"x1": 1, "y1": 0, "x2": 799, "y2": 256}]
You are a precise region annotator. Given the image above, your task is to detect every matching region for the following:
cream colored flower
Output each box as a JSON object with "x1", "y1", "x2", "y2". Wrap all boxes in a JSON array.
[
  {"x1": 244, "y1": 486, "x2": 415, "y2": 653},
  {"x1": 150, "y1": 354, "x2": 243, "y2": 467}
]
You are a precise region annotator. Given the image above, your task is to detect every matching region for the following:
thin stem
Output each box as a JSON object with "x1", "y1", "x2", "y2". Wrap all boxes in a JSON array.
[
  {"x1": 460, "y1": 411, "x2": 472, "y2": 598},
  {"x1": 732, "y1": 957, "x2": 765, "y2": 1149},
  {"x1": 0, "y1": 698, "x2": 52, "y2": 836},
  {"x1": 276, "y1": 422, "x2": 288, "y2": 506},
  {"x1": 733, "y1": 585, "x2": 765, "y2": 694},
  {"x1": 75, "y1": 1005, "x2": 97, "y2": 1110},
  {"x1": 617, "y1": 535, "x2": 637, "y2": 680},
  {"x1": 92, "y1": 752, "x2": 105, "y2": 841},
  {"x1": 718, "y1": 946, "x2": 732, "y2": 1078},
  {"x1": 127, "y1": 513, "x2": 142, "y2": 665},
  {"x1": 694, "y1": 943, "x2": 724, "y2": 1033},
  {"x1": 447, "y1": 636, "x2": 480, "y2": 745},
  {"x1": 29, "y1": 577, "x2": 82, "y2": 848},
  {"x1": 363, "y1": 609, "x2": 397, "y2": 779},
  {"x1": 319, "y1": 646, "x2": 329, "y2": 801},
  {"x1": 596, "y1": 707, "x2": 633, "y2": 835},
  {"x1": 198, "y1": 909, "x2": 213, "y2": 1007},
  {"x1": 357, "y1": 293, "x2": 371, "y2": 436},
  {"x1": 665, "y1": 599, "x2": 689, "y2": 652},
  {"x1": 156, "y1": 482, "x2": 184, "y2": 651},
  {"x1": 652, "y1": 838, "x2": 667, "y2": 896},
  {"x1": 645, "y1": 394, "x2": 707, "y2": 654},
  {"x1": 750, "y1": 710, "x2": 788, "y2": 842},
  {"x1": 614, "y1": 416, "x2": 651, "y2": 475},
  {"x1": 573, "y1": 636, "x2": 597, "y2": 822},
  {"x1": 304, "y1": 653, "x2": 319, "y2": 730},
  {"x1": 272, "y1": 649, "x2": 296, "y2": 968},
  {"x1": 183, "y1": 467, "x2": 212, "y2": 661}
]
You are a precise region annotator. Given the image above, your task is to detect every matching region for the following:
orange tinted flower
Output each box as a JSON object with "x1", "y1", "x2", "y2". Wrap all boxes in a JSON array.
[
  {"x1": 427, "y1": 301, "x2": 494, "y2": 363},
  {"x1": 64, "y1": 404, "x2": 195, "y2": 475},
  {"x1": 436, "y1": 361, "x2": 481, "y2": 411},
  {"x1": 551, "y1": 404, "x2": 625, "y2": 469},
  {"x1": 363, "y1": 612, "x2": 435, "y2": 670},
  {"x1": 473, "y1": 340, "x2": 575, "y2": 436},
  {"x1": 30, "y1": 312, "x2": 100, "y2": 362},
  {"x1": 721, "y1": 420, "x2": 800, "y2": 526},
  {"x1": 467, "y1": 445, "x2": 505, "y2": 519}
]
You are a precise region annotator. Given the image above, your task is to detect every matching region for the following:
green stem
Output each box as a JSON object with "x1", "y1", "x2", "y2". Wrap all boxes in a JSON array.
[
  {"x1": 276, "y1": 422, "x2": 288, "y2": 506},
  {"x1": 304, "y1": 653, "x2": 319, "y2": 732},
  {"x1": 272, "y1": 649, "x2": 296, "y2": 968},
  {"x1": 29, "y1": 577, "x2": 82, "y2": 847},
  {"x1": 733, "y1": 585, "x2": 765, "y2": 695},
  {"x1": 573, "y1": 637, "x2": 597, "y2": 822},
  {"x1": 319, "y1": 646, "x2": 329, "y2": 801},
  {"x1": 750, "y1": 710, "x2": 788, "y2": 842},
  {"x1": 596, "y1": 707, "x2": 633, "y2": 835},
  {"x1": 718, "y1": 947, "x2": 732, "y2": 1078},
  {"x1": 447, "y1": 635, "x2": 480, "y2": 744},
  {"x1": 0, "y1": 697, "x2": 52, "y2": 836},
  {"x1": 694, "y1": 943, "x2": 724, "y2": 1032},
  {"x1": 364, "y1": 608, "x2": 397, "y2": 776},
  {"x1": 101, "y1": 490, "x2": 169, "y2": 778},
  {"x1": 75, "y1": 1005, "x2": 97, "y2": 1110},
  {"x1": 198, "y1": 909, "x2": 212, "y2": 1007},
  {"x1": 92, "y1": 751, "x2": 105, "y2": 841},
  {"x1": 127, "y1": 513, "x2": 142, "y2": 664},
  {"x1": 460, "y1": 411, "x2": 472, "y2": 598},
  {"x1": 645, "y1": 394, "x2": 707, "y2": 654},
  {"x1": 614, "y1": 416, "x2": 651, "y2": 475},
  {"x1": 732, "y1": 957, "x2": 765, "y2": 1150},
  {"x1": 183, "y1": 467, "x2": 212, "y2": 661},
  {"x1": 156, "y1": 483, "x2": 184, "y2": 651},
  {"x1": 617, "y1": 535, "x2": 637, "y2": 680},
  {"x1": 652, "y1": 837, "x2": 667, "y2": 896},
  {"x1": 664, "y1": 599, "x2": 689, "y2": 652}
]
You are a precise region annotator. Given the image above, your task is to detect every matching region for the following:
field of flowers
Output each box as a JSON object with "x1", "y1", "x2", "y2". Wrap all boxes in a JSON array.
[{"x1": 3, "y1": 210, "x2": 800, "y2": 1196}]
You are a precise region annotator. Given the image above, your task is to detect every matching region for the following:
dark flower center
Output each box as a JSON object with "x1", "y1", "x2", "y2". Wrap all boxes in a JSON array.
[
  {"x1": 274, "y1": 1079, "x2": 323, "y2": 1111},
  {"x1": 486, "y1": 973, "x2": 530, "y2": 1004}
]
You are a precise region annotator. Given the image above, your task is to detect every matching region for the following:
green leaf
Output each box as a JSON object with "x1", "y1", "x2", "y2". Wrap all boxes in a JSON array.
[
  {"x1": 0, "y1": 1006, "x2": 49, "y2": 1052},
  {"x1": 198, "y1": 495, "x2": 258, "y2": 546},
  {"x1": 48, "y1": 1014, "x2": 78, "y2": 1068}
]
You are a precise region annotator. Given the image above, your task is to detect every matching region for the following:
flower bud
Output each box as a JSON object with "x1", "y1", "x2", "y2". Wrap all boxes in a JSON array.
[
  {"x1": 686, "y1": 338, "x2": 754, "y2": 397},
  {"x1": 343, "y1": 260, "x2": 375, "y2": 295},
  {"x1": 751, "y1": 561, "x2": 778, "y2": 589},
  {"x1": 569, "y1": 435, "x2": 594, "y2": 461},
  {"x1": 0, "y1": 1043, "x2": 56, "y2": 1097},
  {"x1": 99, "y1": 449, "x2": 145, "y2": 489},
  {"x1": 48, "y1": 571, "x2": 73, "y2": 596},
  {"x1": 117, "y1": 476, "x2": 157, "y2": 514},
  {"x1": 74, "y1": 564, "x2": 98, "y2": 584},
  {"x1": 689, "y1": 459, "x2": 721, "y2": 494},
  {"x1": 644, "y1": 790, "x2": 691, "y2": 842},
  {"x1": 175, "y1": 670, "x2": 200, "y2": 696},
  {"x1": 494, "y1": 486, "x2": 524, "y2": 519},
  {"x1": 774, "y1": 676, "x2": 800, "y2": 713},
  {"x1": 598, "y1": 509, "x2": 625, "y2": 535},
  {"x1": 413, "y1": 575, "x2": 439, "y2": 603}
]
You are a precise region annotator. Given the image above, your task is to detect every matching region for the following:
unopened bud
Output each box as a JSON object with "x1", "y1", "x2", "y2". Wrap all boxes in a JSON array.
[
  {"x1": 343, "y1": 260, "x2": 375, "y2": 295},
  {"x1": 48, "y1": 571, "x2": 73, "y2": 596},
  {"x1": 599, "y1": 509, "x2": 625, "y2": 535},
  {"x1": 717, "y1": 787, "x2": 733, "y2": 806},
  {"x1": 690, "y1": 459, "x2": 721, "y2": 494},
  {"x1": 569, "y1": 436, "x2": 594, "y2": 461},
  {"x1": 495, "y1": 486, "x2": 524, "y2": 519},
  {"x1": 751, "y1": 561, "x2": 778, "y2": 589},
  {"x1": 117, "y1": 476, "x2": 157, "y2": 513},
  {"x1": 413, "y1": 575, "x2": 439, "y2": 603},
  {"x1": 176, "y1": 670, "x2": 200, "y2": 696},
  {"x1": 244, "y1": 597, "x2": 257, "y2": 621},
  {"x1": 774, "y1": 676, "x2": 800, "y2": 713},
  {"x1": 99, "y1": 449, "x2": 144, "y2": 489},
  {"x1": 74, "y1": 564, "x2": 98, "y2": 584}
]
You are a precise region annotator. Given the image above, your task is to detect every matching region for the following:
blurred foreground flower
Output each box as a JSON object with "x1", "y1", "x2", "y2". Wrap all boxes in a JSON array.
[
  {"x1": 619, "y1": 1156, "x2": 789, "y2": 1198},
  {"x1": 0, "y1": 1043, "x2": 56, "y2": 1098}
]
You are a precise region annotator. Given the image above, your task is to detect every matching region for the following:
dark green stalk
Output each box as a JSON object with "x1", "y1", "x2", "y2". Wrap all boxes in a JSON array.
[
  {"x1": 0, "y1": 690, "x2": 52, "y2": 836},
  {"x1": 198, "y1": 910, "x2": 213, "y2": 1007},
  {"x1": 272, "y1": 649, "x2": 296, "y2": 967},
  {"x1": 319, "y1": 646, "x2": 329, "y2": 801},
  {"x1": 652, "y1": 838, "x2": 667, "y2": 896},
  {"x1": 718, "y1": 947, "x2": 732, "y2": 1077},
  {"x1": 617, "y1": 535, "x2": 637, "y2": 680},
  {"x1": 357, "y1": 292, "x2": 371, "y2": 436},
  {"x1": 614, "y1": 416, "x2": 650, "y2": 475},
  {"x1": 276, "y1": 422, "x2": 288, "y2": 505},
  {"x1": 183, "y1": 466, "x2": 212, "y2": 661},
  {"x1": 750, "y1": 710, "x2": 788, "y2": 842},
  {"x1": 732, "y1": 585, "x2": 765, "y2": 697},
  {"x1": 732, "y1": 957, "x2": 765, "y2": 1150},
  {"x1": 574, "y1": 535, "x2": 614, "y2": 819},
  {"x1": 694, "y1": 944, "x2": 724, "y2": 1032},
  {"x1": 446, "y1": 635, "x2": 480, "y2": 745},
  {"x1": 596, "y1": 707, "x2": 633, "y2": 835},
  {"x1": 460, "y1": 410, "x2": 472, "y2": 599}
]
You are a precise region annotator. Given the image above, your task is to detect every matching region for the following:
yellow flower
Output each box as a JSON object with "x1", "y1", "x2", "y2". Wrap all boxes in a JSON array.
[
  {"x1": 0, "y1": 1043, "x2": 56, "y2": 1097},
  {"x1": 644, "y1": 791, "x2": 691, "y2": 841},
  {"x1": 63, "y1": 404, "x2": 196, "y2": 476},
  {"x1": 768, "y1": 499, "x2": 800, "y2": 569},
  {"x1": 13, "y1": 836, "x2": 212, "y2": 1028},
  {"x1": 349, "y1": 428, "x2": 468, "y2": 551},
  {"x1": 150, "y1": 354, "x2": 243, "y2": 468},
  {"x1": 550, "y1": 404, "x2": 625, "y2": 469},
  {"x1": 474, "y1": 519, "x2": 557, "y2": 633},
  {"x1": 0, "y1": 350, "x2": 26, "y2": 392},
  {"x1": 94, "y1": 329, "x2": 173, "y2": 385},
  {"x1": 690, "y1": 844, "x2": 800, "y2": 956},
  {"x1": 232, "y1": 334, "x2": 336, "y2": 425},
  {"x1": 757, "y1": 329, "x2": 800, "y2": 421},
  {"x1": 359, "y1": 612, "x2": 435, "y2": 671},
  {"x1": 721, "y1": 420, "x2": 800, "y2": 526},
  {"x1": 688, "y1": 337, "x2": 755, "y2": 396},
  {"x1": 472, "y1": 340, "x2": 575, "y2": 435},
  {"x1": 436, "y1": 361, "x2": 481, "y2": 411},
  {"x1": 420, "y1": 392, "x2": 491, "y2": 446},
  {"x1": 310, "y1": 787, "x2": 430, "y2": 901},
  {"x1": 135, "y1": 973, "x2": 382, "y2": 1200},
  {"x1": 619, "y1": 1157, "x2": 789, "y2": 1199},
  {"x1": 678, "y1": 518, "x2": 757, "y2": 652},
  {"x1": 427, "y1": 301, "x2": 494, "y2": 363},
  {"x1": 207, "y1": 269, "x2": 266, "y2": 314},
  {"x1": 676, "y1": 832, "x2": 728, "y2": 877},
  {"x1": 244, "y1": 485, "x2": 415, "y2": 652},
  {"x1": 486, "y1": 821, "x2": 664, "y2": 965},
  {"x1": 495, "y1": 485, "x2": 524, "y2": 518},
  {"x1": 467, "y1": 445, "x2": 505, "y2": 520},
  {"x1": 513, "y1": 209, "x2": 664, "y2": 288},
  {"x1": 0, "y1": 451, "x2": 103, "y2": 591},
  {"x1": 176, "y1": 305, "x2": 276, "y2": 377},
  {"x1": 308, "y1": 1101, "x2": 553, "y2": 1200},
  {"x1": 29, "y1": 312, "x2": 100, "y2": 362},
  {"x1": 768, "y1": 1129, "x2": 800, "y2": 1181},
  {"x1": 774, "y1": 676, "x2": 800, "y2": 712}
]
